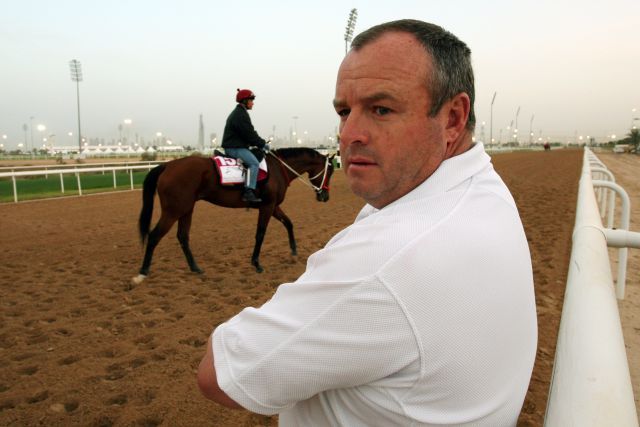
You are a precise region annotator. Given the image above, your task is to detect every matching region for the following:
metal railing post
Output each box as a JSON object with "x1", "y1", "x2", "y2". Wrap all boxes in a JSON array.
[{"x1": 591, "y1": 167, "x2": 616, "y2": 227}]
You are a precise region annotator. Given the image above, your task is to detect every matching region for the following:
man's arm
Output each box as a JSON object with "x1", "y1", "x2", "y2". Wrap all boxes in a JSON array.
[{"x1": 197, "y1": 334, "x2": 243, "y2": 409}]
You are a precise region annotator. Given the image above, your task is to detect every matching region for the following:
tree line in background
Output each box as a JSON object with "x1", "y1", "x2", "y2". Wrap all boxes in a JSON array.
[{"x1": 615, "y1": 129, "x2": 640, "y2": 152}]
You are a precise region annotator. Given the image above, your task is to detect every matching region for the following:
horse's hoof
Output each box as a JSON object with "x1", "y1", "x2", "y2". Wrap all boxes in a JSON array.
[
  {"x1": 131, "y1": 274, "x2": 147, "y2": 285},
  {"x1": 252, "y1": 262, "x2": 264, "y2": 273},
  {"x1": 192, "y1": 268, "x2": 204, "y2": 274}
]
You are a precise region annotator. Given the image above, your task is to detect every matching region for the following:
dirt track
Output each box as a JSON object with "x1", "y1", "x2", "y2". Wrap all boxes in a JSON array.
[{"x1": 0, "y1": 149, "x2": 586, "y2": 426}]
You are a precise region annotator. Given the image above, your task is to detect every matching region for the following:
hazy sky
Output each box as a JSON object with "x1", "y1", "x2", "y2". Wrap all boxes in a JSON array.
[{"x1": 2, "y1": 0, "x2": 639, "y2": 150}]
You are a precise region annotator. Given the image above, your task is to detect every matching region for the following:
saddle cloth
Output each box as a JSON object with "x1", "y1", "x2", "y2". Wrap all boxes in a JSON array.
[{"x1": 213, "y1": 156, "x2": 268, "y2": 185}]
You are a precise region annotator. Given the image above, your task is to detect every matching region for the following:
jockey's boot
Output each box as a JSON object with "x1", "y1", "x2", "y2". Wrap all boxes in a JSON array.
[{"x1": 242, "y1": 188, "x2": 262, "y2": 203}]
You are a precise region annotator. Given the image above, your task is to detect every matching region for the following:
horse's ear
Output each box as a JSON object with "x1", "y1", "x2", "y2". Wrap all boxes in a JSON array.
[{"x1": 329, "y1": 154, "x2": 336, "y2": 160}]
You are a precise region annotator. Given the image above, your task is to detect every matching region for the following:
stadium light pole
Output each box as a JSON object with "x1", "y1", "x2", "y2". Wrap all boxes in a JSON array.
[
  {"x1": 344, "y1": 8, "x2": 358, "y2": 56},
  {"x1": 69, "y1": 59, "x2": 83, "y2": 153},
  {"x1": 529, "y1": 114, "x2": 535, "y2": 145},
  {"x1": 29, "y1": 116, "x2": 34, "y2": 151},
  {"x1": 22, "y1": 123, "x2": 28, "y2": 149},
  {"x1": 489, "y1": 91, "x2": 496, "y2": 145},
  {"x1": 514, "y1": 106, "x2": 521, "y2": 145},
  {"x1": 292, "y1": 116, "x2": 299, "y2": 144}
]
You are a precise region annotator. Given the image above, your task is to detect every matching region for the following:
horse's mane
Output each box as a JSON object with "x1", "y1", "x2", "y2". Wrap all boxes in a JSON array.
[{"x1": 274, "y1": 147, "x2": 322, "y2": 160}]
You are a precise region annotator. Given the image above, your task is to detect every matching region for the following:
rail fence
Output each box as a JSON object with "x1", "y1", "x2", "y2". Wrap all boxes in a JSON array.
[
  {"x1": 0, "y1": 162, "x2": 164, "y2": 203},
  {"x1": 545, "y1": 148, "x2": 640, "y2": 426},
  {"x1": 0, "y1": 161, "x2": 161, "y2": 174}
]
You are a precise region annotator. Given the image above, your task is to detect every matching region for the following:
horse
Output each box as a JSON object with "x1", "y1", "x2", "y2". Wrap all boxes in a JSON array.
[{"x1": 132, "y1": 147, "x2": 335, "y2": 284}]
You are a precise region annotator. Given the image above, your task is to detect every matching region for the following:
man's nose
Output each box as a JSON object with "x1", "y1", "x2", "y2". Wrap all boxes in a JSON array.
[{"x1": 339, "y1": 112, "x2": 369, "y2": 146}]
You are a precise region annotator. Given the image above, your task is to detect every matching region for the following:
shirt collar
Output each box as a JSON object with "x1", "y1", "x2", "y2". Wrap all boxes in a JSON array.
[{"x1": 355, "y1": 142, "x2": 490, "y2": 221}]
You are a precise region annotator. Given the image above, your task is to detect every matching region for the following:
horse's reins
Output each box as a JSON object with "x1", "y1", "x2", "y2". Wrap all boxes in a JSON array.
[{"x1": 267, "y1": 151, "x2": 331, "y2": 193}]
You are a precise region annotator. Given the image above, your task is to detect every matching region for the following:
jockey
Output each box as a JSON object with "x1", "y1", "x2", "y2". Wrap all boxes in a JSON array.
[{"x1": 222, "y1": 88, "x2": 268, "y2": 203}]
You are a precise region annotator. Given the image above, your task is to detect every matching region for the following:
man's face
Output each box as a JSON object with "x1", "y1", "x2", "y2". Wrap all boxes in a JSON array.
[
  {"x1": 334, "y1": 32, "x2": 448, "y2": 209},
  {"x1": 246, "y1": 99, "x2": 254, "y2": 110}
]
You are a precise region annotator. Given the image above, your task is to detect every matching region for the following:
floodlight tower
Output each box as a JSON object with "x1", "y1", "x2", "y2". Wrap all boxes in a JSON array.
[
  {"x1": 344, "y1": 8, "x2": 358, "y2": 56},
  {"x1": 22, "y1": 123, "x2": 28, "y2": 149},
  {"x1": 69, "y1": 59, "x2": 83, "y2": 153},
  {"x1": 489, "y1": 91, "x2": 496, "y2": 145},
  {"x1": 292, "y1": 116, "x2": 299, "y2": 144},
  {"x1": 529, "y1": 114, "x2": 535, "y2": 145},
  {"x1": 514, "y1": 106, "x2": 521, "y2": 145},
  {"x1": 29, "y1": 116, "x2": 34, "y2": 151}
]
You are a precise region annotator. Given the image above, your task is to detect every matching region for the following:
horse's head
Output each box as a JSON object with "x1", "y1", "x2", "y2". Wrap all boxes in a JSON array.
[
  {"x1": 272, "y1": 148, "x2": 336, "y2": 202},
  {"x1": 310, "y1": 153, "x2": 335, "y2": 203}
]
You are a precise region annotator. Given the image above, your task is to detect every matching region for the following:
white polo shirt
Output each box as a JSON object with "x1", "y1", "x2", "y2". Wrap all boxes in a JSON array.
[{"x1": 212, "y1": 143, "x2": 537, "y2": 426}]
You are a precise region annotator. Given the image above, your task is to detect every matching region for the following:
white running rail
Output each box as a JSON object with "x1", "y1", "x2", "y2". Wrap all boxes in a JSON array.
[
  {"x1": 0, "y1": 163, "x2": 163, "y2": 203},
  {"x1": 545, "y1": 148, "x2": 639, "y2": 426}
]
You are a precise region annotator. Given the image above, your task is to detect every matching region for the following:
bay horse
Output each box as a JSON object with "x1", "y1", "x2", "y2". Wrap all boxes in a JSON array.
[{"x1": 132, "y1": 147, "x2": 335, "y2": 284}]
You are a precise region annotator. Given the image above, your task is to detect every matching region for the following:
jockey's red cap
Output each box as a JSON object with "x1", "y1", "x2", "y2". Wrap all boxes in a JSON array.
[{"x1": 236, "y1": 89, "x2": 256, "y2": 103}]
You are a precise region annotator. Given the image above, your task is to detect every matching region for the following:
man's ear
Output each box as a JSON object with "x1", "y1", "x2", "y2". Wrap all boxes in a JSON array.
[{"x1": 444, "y1": 92, "x2": 471, "y2": 145}]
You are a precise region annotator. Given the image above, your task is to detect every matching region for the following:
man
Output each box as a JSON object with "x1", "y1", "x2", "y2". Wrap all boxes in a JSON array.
[
  {"x1": 198, "y1": 19, "x2": 537, "y2": 426},
  {"x1": 222, "y1": 88, "x2": 267, "y2": 203}
]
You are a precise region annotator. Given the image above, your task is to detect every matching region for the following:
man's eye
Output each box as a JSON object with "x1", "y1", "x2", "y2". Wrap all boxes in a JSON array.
[
  {"x1": 337, "y1": 109, "x2": 350, "y2": 117},
  {"x1": 374, "y1": 106, "x2": 391, "y2": 116}
]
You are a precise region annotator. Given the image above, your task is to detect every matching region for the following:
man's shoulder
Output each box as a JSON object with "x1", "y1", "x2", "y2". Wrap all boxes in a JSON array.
[
  {"x1": 229, "y1": 104, "x2": 245, "y2": 113},
  {"x1": 230, "y1": 104, "x2": 249, "y2": 119}
]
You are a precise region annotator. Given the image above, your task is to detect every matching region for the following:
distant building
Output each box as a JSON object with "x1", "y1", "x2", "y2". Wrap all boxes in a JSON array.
[
  {"x1": 198, "y1": 114, "x2": 205, "y2": 151},
  {"x1": 156, "y1": 145, "x2": 185, "y2": 152}
]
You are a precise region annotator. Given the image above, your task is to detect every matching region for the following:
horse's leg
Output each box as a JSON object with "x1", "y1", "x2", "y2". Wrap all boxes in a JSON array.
[
  {"x1": 251, "y1": 205, "x2": 275, "y2": 273},
  {"x1": 134, "y1": 213, "x2": 177, "y2": 282},
  {"x1": 273, "y1": 205, "x2": 297, "y2": 256},
  {"x1": 177, "y1": 209, "x2": 203, "y2": 274}
]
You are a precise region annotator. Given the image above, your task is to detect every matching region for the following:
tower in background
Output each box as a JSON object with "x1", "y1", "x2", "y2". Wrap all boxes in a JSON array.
[{"x1": 198, "y1": 114, "x2": 204, "y2": 151}]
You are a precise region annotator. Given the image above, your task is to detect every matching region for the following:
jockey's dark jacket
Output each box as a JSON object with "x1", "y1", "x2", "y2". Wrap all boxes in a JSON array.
[{"x1": 221, "y1": 103, "x2": 267, "y2": 149}]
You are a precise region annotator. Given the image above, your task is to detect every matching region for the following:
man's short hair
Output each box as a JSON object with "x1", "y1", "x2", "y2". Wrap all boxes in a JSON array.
[{"x1": 351, "y1": 19, "x2": 476, "y2": 132}]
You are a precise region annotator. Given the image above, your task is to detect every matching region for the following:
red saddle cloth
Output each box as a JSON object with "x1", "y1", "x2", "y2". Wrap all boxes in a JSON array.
[{"x1": 212, "y1": 156, "x2": 268, "y2": 185}]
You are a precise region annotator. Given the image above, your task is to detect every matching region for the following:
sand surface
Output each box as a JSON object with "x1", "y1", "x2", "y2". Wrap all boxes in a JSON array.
[{"x1": 1, "y1": 148, "x2": 631, "y2": 426}]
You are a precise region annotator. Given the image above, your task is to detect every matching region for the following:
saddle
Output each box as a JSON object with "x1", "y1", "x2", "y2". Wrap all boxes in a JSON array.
[{"x1": 212, "y1": 148, "x2": 268, "y2": 185}]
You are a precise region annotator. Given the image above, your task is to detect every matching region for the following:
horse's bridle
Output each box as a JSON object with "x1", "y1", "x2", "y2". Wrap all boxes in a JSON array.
[{"x1": 268, "y1": 151, "x2": 331, "y2": 193}]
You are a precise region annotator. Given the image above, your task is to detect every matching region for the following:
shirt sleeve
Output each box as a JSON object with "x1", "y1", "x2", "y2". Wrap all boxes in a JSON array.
[{"x1": 212, "y1": 277, "x2": 419, "y2": 415}]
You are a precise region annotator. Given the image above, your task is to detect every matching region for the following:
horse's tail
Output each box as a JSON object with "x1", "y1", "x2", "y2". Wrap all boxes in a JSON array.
[{"x1": 139, "y1": 164, "x2": 166, "y2": 245}]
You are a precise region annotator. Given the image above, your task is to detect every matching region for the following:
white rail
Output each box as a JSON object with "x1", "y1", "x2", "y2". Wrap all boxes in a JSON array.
[
  {"x1": 544, "y1": 148, "x2": 639, "y2": 426},
  {"x1": 0, "y1": 161, "x2": 160, "y2": 173},
  {"x1": 0, "y1": 163, "x2": 163, "y2": 203}
]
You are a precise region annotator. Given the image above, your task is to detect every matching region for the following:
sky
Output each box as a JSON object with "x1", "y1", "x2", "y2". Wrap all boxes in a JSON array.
[{"x1": 2, "y1": 0, "x2": 639, "y2": 150}]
